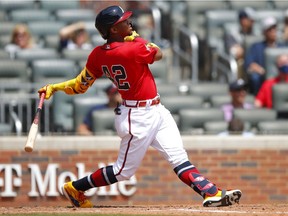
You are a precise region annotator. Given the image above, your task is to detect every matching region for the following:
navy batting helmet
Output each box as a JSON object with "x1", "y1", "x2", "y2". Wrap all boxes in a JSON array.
[{"x1": 95, "y1": 5, "x2": 132, "y2": 39}]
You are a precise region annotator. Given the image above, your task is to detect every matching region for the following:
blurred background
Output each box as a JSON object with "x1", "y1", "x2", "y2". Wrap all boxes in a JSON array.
[{"x1": 1, "y1": 0, "x2": 288, "y2": 136}]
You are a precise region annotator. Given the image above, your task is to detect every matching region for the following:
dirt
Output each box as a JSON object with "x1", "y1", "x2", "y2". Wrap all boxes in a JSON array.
[{"x1": 1, "y1": 204, "x2": 288, "y2": 215}]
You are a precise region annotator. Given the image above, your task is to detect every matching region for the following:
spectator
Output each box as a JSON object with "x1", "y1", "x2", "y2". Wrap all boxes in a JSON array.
[
  {"x1": 4, "y1": 23, "x2": 38, "y2": 58},
  {"x1": 59, "y1": 21, "x2": 93, "y2": 51},
  {"x1": 282, "y1": 9, "x2": 288, "y2": 45},
  {"x1": 254, "y1": 53, "x2": 288, "y2": 109},
  {"x1": 244, "y1": 16, "x2": 284, "y2": 95},
  {"x1": 224, "y1": 7, "x2": 256, "y2": 79},
  {"x1": 221, "y1": 79, "x2": 253, "y2": 122},
  {"x1": 77, "y1": 84, "x2": 122, "y2": 135},
  {"x1": 218, "y1": 117, "x2": 254, "y2": 137}
]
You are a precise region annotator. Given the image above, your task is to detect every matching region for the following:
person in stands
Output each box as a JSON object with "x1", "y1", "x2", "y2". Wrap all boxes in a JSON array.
[
  {"x1": 77, "y1": 84, "x2": 122, "y2": 135},
  {"x1": 254, "y1": 54, "x2": 288, "y2": 109},
  {"x1": 5, "y1": 23, "x2": 38, "y2": 58},
  {"x1": 221, "y1": 79, "x2": 253, "y2": 122}
]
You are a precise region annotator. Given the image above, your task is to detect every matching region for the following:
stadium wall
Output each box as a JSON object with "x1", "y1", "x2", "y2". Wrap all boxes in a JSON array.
[{"x1": 0, "y1": 136, "x2": 287, "y2": 207}]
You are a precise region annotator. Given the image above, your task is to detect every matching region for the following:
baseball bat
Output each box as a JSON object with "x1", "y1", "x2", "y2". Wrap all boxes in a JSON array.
[{"x1": 24, "y1": 93, "x2": 45, "y2": 152}]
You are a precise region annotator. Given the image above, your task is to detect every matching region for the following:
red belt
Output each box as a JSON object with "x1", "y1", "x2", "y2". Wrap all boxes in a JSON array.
[{"x1": 122, "y1": 97, "x2": 160, "y2": 108}]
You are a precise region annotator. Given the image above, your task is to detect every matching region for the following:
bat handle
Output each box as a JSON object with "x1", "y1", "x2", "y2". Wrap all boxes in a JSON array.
[{"x1": 38, "y1": 92, "x2": 46, "y2": 109}]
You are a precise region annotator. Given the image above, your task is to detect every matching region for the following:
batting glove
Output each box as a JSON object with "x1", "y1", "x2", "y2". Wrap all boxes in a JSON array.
[
  {"x1": 147, "y1": 42, "x2": 160, "y2": 49},
  {"x1": 124, "y1": 31, "x2": 140, "y2": 42},
  {"x1": 38, "y1": 84, "x2": 55, "y2": 100}
]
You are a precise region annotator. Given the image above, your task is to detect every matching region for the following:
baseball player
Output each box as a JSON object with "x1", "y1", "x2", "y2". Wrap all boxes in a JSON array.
[{"x1": 38, "y1": 5, "x2": 242, "y2": 208}]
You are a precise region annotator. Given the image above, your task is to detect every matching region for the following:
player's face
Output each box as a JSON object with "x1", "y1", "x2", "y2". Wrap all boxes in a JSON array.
[{"x1": 114, "y1": 19, "x2": 133, "y2": 38}]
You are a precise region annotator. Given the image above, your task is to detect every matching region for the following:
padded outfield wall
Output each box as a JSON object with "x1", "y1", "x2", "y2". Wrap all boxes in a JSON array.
[{"x1": 0, "y1": 135, "x2": 287, "y2": 207}]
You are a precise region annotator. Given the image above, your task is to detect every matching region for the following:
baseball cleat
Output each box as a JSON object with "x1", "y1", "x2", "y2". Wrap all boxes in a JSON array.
[
  {"x1": 61, "y1": 181, "x2": 93, "y2": 208},
  {"x1": 203, "y1": 189, "x2": 242, "y2": 207}
]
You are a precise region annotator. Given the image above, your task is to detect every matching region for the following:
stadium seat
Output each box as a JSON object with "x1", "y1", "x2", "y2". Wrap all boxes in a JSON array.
[
  {"x1": 157, "y1": 83, "x2": 186, "y2": 96},
  {"x1": 43, "y1": 34, "x2": 60, "y2": 49},
  {"x1": 228, "y1": 0, "x2": 272, "y2": 10},
  {"x1": 0, "y1": 59, "x2": 30, "y2": 95},
  {"x1": 179, "y1": 108, "x2": 225, "y2": 134},
  {"x1": 55, "y1": 9, "x2": 96, "y2": 23},
  {"x1": 264, "y1": 47, "x2": 288, "y2": 79},
  {"x1": 272, "y1": 0, "x2": 288, "y2": 9},
  {"x1": 233, "y1": 108, "x2": 277, "y2": 128},
  {"x1": 161, "y1": 95, "x2": 203, "y2": 114},
  {"x1": 0, "y1": 49, "x2": 10, "y2": 59},
  {"x1": 257, "y1": 120, "x2": 288, "y2": 135},
  {"x1": 0, "y1": 123, "x2": 12, "y2": 135},
  {"x1": 51, "y1": 92, "x2": 74, "y2": 132},
  {"x1": 28, "y1": 21, "x2": 66, "y2": 38},
  {"x1": 205, "y1": 10, "x2": 238, "y2": 51},
  {"x1": 0, "y1": 10, "x2": 6, "y2": 21},
  {"x1": 186, "y1": 0, "x2": 229, "y2": 38},
  {"x1": 9, "y1": 9, "x2": 53, "y2": 22},
  {"x1": 0, "y1": 59, "x2": 29, "y2": 83},
  {"x1": 0, "y1": 21, "x2": 17, "y2": 35},
  {"x1": 73, "y1": 96, "x2": 108, "y2": 133},
  {"x1": 189, "y1": 82, "x2": 228, "y2": 104},
  {"x1": 39, "y1": 0, "x2": 80, "y2": 11},
  {"x1": 210, "y1": 94, "x2": 255, "y2": 108},
  {"x1": 91, "y1": 109, "x2": 116, "y2": 135},
  {"x1": 272, "y1": 84, "x2": 288, "y2": 112},
  {"x1": 31, "y1": 59, "x2": 77, "y2": 84},
  {"x1": 15, "y1": 48, "x2": 59, "y2": 65},
  {"x1": 149, "y1": 60, "x2": 169, "y2": 83},
  {"x1": 0, "y1": 0, "x2": 35, "y2": 11},
  {"x1": 255, "y1": 10, "x2": 285, "y2": 23},
  {"x1": 203, "y1": 121, "x2": 228, "y2": 135},
  {"x1": 0, "y1": 35, "x2": 10, "y2": 48},
  {"x1": 61, "y1": 48, "x2": 91, "y2": 63}
]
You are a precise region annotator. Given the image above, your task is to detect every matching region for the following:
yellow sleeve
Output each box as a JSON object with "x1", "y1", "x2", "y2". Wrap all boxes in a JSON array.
[{"x1": 53, "y1": 67, "x2": 96, "y2": 95}]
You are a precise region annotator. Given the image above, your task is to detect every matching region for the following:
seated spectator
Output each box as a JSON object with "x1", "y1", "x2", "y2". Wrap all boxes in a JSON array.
[
  {"x1": 59, "y1": 21, "x2": 93, "y2": 51},
  {"x1": 77, "y1": 84, "x2": 122, "y2": 135},
  {"x1": 282, "y1": 9, "x2": 288, "y2": 45},
  {"x1": 221, "y1": 79, "x2": 253, "y2": 122},
  {"x1": 224, "y1": 7, "x2": 256, "y2": 79},
  {"x1": 254, "y1": 54, "x2": 288, "y2": 109},
  {"x1": 244, "y1": 16, "x2": 284, "y2": 96},
  {"x1": 218, "y1": 117, "x2": 254, "y2": 137},
  {"x1": 4, "y1": 23, "x2": 38, "y2": 58}
]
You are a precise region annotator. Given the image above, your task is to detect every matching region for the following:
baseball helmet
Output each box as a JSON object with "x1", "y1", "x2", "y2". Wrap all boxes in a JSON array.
[{"x1": 95, "y1": 5, "x2": 132, "y2": 39}]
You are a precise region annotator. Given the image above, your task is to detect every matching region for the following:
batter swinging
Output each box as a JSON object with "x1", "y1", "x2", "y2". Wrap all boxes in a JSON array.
[{"x1": 38, "y1": 5, "x2": 242, "y2": 208}]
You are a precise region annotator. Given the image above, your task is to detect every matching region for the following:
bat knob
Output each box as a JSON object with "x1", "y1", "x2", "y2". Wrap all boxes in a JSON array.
[{"x1": 24, "y1": 146, "x2": 33, "y2": 152}]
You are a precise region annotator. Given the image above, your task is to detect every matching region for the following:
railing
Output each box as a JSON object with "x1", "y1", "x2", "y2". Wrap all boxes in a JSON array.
[
  {"x1": 172, "y1": 25, "x2": 199, "y2": 82},
  {"x1": 0, "y1": 83, "x2": 50, "y2": 135},
  {"x1": 211, "y1": 51, "x2": 238, "y2": 83}
]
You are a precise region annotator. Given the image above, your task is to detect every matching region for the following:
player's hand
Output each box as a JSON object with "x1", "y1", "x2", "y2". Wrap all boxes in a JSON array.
[
  {"x1": 147, "y1": 42, "x2": 160, "y2": 49},
  {"x1": 124, "y1": 31, "x2": 139, "y2": 42},
  {"x1": 38, "y1": 84, "x2": 55, "y2": 100}
]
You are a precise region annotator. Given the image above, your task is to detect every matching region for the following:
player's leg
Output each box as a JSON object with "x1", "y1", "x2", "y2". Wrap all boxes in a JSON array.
[
  {"x1": 151, "y1": 105, "x2": 242, "y2": 207},
  {"x1": 62, "y1": 106, "x2": 159, "y2": 207}
]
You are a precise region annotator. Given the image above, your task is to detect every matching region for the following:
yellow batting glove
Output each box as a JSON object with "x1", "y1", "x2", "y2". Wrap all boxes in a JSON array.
[
  {"x1": 38, "y1": 84, "x2": 55, "y2": 100},
  {"x1": 124, "y1": 31, "x2": 139, "y2": 42},
  {"x1": 147, "y1": 42, "x2": 160, "y2": 49}
]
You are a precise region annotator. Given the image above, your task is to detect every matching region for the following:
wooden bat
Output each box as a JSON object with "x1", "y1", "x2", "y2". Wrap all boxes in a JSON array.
[{"x1": 24, "y1": 93, "x2": 45, "y2": 152}]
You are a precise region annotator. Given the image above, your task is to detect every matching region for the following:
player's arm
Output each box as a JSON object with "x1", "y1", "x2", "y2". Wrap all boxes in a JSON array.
[
  {"x1": 38, "y1": 67, "x2": 96, "y2": 99},
  {"x1": 124, "y1": 31, "x2": 162, "y2": 61},
  {"x1": 147, "y1": 42, "x2": 162, "y2": 61}
]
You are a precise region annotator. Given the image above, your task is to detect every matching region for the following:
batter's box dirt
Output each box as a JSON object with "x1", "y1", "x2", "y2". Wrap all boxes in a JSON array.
[{"x1": 1, "y1": 204, "x2": 288, "y2": 215}]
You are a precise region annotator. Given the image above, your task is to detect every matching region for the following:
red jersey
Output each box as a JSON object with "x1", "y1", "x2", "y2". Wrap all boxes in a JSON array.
[
  {"x1": 86, "y1": 41, "x2": 158, "y2": 100},
  {"x1": 256, "y1": 76, "x2": 282, "y2": 109}
]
